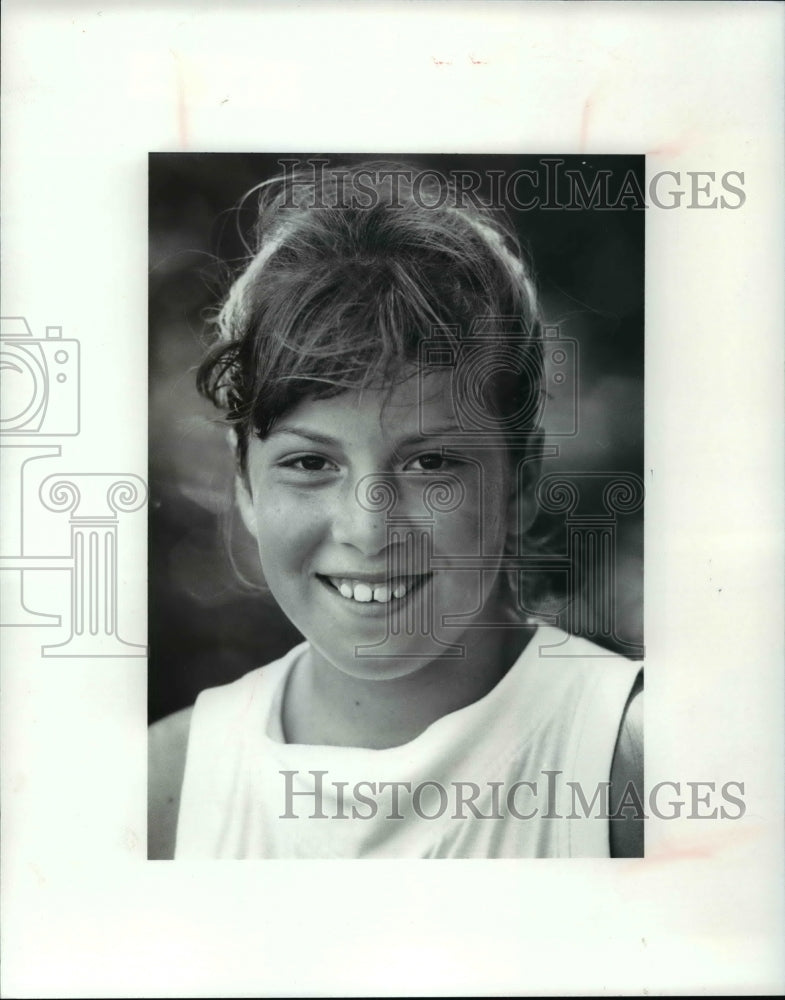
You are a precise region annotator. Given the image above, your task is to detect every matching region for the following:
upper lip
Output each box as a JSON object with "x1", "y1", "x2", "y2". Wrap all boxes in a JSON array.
[{"x1": 316, "y1": 571, "x2": 430, "y2": 582}]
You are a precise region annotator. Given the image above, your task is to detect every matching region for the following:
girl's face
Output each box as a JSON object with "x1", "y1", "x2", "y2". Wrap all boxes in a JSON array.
[{"x1": 238, "y1": 372, "x2": 527, "y2": 681}]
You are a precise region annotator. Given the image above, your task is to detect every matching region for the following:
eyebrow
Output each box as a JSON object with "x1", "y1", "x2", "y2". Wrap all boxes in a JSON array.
[
  {"x1": 265, "y1": 424, "x2": 465, "y2": 448},
  {"x1": 265, "y1": 426, "x2": 342, "y2": 447},
  {"x1": 395, "y1": 426, "x2": 465, "y2": 447}
]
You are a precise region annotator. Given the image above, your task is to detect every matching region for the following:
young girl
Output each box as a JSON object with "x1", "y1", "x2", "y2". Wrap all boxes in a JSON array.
[{"x1": 148, "y1": 159, "x2": 643, "y2": 859}]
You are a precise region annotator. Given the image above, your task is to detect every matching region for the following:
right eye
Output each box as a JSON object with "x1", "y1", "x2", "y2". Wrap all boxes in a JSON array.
[{"x1": 279, "y1": 454, "x2": 336, "y2": 473}]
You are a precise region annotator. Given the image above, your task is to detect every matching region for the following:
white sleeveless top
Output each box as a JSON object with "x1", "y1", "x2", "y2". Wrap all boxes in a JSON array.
[{"x1": 175, "y1": 627, "x2": 641, "y2": 859}]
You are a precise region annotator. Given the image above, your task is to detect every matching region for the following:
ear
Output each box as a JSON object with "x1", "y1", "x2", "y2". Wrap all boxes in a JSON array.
[
  {"x1": 234, "y1": 473, "x2": 258, "y2": 540},
  {"x1": 507, "y1": 432, "x2": 543, "y2": 546}
]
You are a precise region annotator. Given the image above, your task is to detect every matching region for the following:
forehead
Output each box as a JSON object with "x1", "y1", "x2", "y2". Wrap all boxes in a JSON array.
[{"x1": 272, "y1": 372, "x2": 456, "y2": 439}]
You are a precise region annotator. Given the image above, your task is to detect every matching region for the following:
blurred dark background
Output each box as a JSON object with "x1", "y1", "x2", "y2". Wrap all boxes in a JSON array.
[{"x1": 148, "y1": 153, "x2": 644, "y2": 723}]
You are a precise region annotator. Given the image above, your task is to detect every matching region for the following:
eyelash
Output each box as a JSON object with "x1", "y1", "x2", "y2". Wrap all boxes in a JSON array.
[
  {"x1": 278, "y1": 454, "x2": 337, "y2": 473},
  {"x1": 405, "y1": 452, "x2": 456, "y2": 473}
]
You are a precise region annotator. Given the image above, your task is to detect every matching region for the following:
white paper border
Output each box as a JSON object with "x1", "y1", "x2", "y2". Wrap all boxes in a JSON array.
[{"x1": 2, "y1": 2, "x2": 783, "y2": 996}]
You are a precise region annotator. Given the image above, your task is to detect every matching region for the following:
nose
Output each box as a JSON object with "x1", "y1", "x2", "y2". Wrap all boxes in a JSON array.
[{"x1": 329, "y1": 475, "x2": 394, "y2": 556}]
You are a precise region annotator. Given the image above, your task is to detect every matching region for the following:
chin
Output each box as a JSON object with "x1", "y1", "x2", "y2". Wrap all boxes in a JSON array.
[{"x1": 314, "y1": 635, "x2": 462, "y2": 682}]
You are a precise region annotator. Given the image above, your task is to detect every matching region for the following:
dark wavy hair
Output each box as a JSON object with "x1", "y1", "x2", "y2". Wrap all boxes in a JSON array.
[
  {"x1": 196, "y1": 160, "x2": 544, "y2": 472},
  {"x1": 196, "y1": 160, "x2": 559, "y2": 616}
]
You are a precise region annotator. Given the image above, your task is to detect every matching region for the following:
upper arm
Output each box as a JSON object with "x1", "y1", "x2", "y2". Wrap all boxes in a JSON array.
[
  {"x1": 609, "y1": 673, "x2": 644, "y2": 858},
  {"x1": 148, "y1": 706, "x2": 193, "y2": 860}
]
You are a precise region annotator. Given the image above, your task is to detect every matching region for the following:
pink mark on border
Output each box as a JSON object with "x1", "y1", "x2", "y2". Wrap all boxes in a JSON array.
[
  {"x1": 170, "y1": 50, "x2": 188, "y2": 149},
  {"x1": 579, "y1": 96, "x2": 594, "y2": 152},
  {"x1": 646, "y1": 129, "x2": 697, "y2": 158}
]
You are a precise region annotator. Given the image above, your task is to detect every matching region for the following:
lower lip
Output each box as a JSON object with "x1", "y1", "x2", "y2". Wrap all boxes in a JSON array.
[{"x1": 316, "y1": 575, "x2": 432, "y2": 616}]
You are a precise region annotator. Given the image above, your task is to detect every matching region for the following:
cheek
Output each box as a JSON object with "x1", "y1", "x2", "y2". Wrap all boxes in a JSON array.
[
  {"x1": 432, "y1": 507, "x2": 479, "y2": 550},
  {"x1": 251, "y1": 490, "x2": 322, "y2": 573},
  {"x1": 431, "y1": 484, "x2": 508, "y2": 553}
]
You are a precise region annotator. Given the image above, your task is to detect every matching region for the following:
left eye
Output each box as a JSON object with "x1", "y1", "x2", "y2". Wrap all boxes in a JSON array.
[{"x1": 298, "y1": 455, "x2": 328, "y2": 471}]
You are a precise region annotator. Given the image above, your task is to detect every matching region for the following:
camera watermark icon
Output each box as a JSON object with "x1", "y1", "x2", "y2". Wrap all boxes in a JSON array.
[
  {"x1": 419, "y1": 318, "x2": 578, "y2": 442},
  {"x1": 0, "y1": 317, "x2": 80, "y2": 436},
  {"x1": 0, "y1": 316, "x2": 146, "y2": 655}
]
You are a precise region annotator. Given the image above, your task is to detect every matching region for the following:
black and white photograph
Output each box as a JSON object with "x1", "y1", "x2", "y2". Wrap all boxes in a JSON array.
[
  {"x1": 2, "y1": 2, "x2": 783, "y2": 996},
  {"x1": 148, "y1": 153, "x2": 646, "y2": 860}
]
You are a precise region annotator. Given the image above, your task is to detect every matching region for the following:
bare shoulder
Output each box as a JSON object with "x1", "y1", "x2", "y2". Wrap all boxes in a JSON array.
[
  {"x1": 148, "y1": 706, "x2": 193, "y2": 860},
  {"x1": 609, "y1": 672, "x2": 644, "y2": 858}
]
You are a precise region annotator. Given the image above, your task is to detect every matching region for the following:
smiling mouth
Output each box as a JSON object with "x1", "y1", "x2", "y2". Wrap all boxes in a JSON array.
[{"x1": 316, "y1": 574, "x2": 432, "y2": 605}]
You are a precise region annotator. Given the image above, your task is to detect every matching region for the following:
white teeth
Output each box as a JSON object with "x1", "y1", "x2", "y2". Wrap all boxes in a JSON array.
[{"x1": 327, "y1": 576, "x2": 418, "y2": 603}]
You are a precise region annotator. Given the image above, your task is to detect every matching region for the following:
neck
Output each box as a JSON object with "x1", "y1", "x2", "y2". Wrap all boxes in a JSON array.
[{"x1": 281, "y1": 614, "x2": 536, "y2": 749}]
